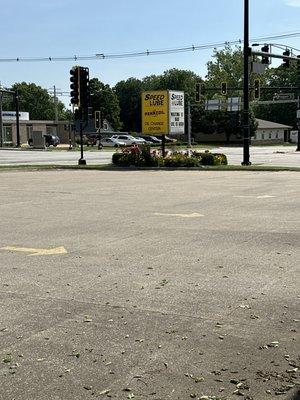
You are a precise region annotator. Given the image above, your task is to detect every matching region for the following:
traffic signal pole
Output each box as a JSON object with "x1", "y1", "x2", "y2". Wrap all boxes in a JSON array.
[
  {"x1": 242, "y1": 0, "x2": 251, "y2": 165},
  {"x1": 78, "y1": 119, "x2": 86, "y2": 165},
  {"x1": 70, "y1": 66, "x2": 90, "y2": 165}
]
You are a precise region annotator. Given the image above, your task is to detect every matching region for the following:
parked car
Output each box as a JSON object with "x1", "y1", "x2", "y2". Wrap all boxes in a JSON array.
[
  {"x1": 100, "y1": 137, "x2": 126, "y2": 148},
  {"x1": 139, "y1": 135, "x2": 162, "y2": 145},
  {"x1": 75, "y1": 133, "x2": 99, "y2": 146},
  {"x1": 28, "y1": 134, "x2": 60, "y2": 147},
  {"x1": 85, "y1": 133, "x2": 99, "y2": 146},
  {"x1": 111, "y1": 134, "x2": 146, "y2": 146},
  {"x1": 44, "y1": 134, "x2": 60, "y2": 147},
  {"x1": 158, "y1": 135, "x2": 177, "y2": 143}
]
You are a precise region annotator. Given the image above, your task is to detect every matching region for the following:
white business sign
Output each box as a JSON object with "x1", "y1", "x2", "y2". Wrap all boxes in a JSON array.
[
  {"x1": 169, "y1": 91, "x2": 185, "y2": 135},
  {"x1": 2, "y1": 111, "x2": 29, "y2": 121},
  {"x1": 228, "y1": 97, "x2": 242, "y2": 112},
  {"x1": 205, "y1": 99, "x2": 221, "y2": 111}
]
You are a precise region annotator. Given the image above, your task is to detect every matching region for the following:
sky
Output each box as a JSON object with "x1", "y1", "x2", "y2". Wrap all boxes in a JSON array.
[{"x1": 0, "y1": 0, "x2": 299, "y2": 107}]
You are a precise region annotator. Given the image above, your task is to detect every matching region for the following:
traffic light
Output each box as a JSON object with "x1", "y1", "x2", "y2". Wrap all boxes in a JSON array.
[
  {"x1": 282, "y1": 49, "x2": 290, "y2": 68},
  {"x1": 221, "y1": 82, "x2": 227, "y2": 95},
  {"x1": 74, "y1": 107, "x2": 82, "y2": 121},
  {"x1": 95, "y1": 111, "x2": 101, "y2": 129},
  {"x1": 261, "y1": 45, "x2": 270, "y2": 65},
  {"x1": 195, "y1": 83, "x2": 204, "y2": 102},
  {"x1": 70, "y1": 67, "x2": 80, "y2": 106},
  {"x1": 79, "y1": 67, "x2": 90, "y2": 110},
  {"x1": 254, "y1": 79, "x2": 260, "y2": 100}
]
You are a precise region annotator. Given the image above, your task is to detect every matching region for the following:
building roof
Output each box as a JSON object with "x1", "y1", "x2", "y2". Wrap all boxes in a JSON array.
[
  {"x1": 4, "y1": 120, "x2": 67, "y2": 125},
  {"x1": 256, "y1": 118, "x2": 292, "y2": 130}
]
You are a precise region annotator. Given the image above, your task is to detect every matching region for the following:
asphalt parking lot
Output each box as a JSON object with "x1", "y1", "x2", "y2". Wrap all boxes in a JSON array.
[{"x1": 0, "y1": 170, "x2": 299, "y2": 400}]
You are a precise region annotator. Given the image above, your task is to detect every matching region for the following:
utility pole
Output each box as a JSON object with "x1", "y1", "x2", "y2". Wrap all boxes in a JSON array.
[
  {"x1": 242, "y1": 0, "x2": 251, "y2": 165},
  {"x1": 15, "y1": 90, "x2": 20, "y2": 147},
  {"x1": 53, "y1": 85, "x2": 58, "y2": 122},
  {"x1": 187, "y1": 100, "x2": 192, "y2": 148}
]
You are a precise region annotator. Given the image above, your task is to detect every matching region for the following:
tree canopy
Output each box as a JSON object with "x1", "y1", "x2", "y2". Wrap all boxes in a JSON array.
[
  {"x1": 2, "y1": 82, "x2": 69, "y2": 120},
  {"x1": 114, "y1": 78, "x2": 143, "y2": 133},
  {"x1": 253, "y1": 62, "x2": 298, "y2": 128},
  {"x1": 114, "y1": 69, "x2": 201, "y2": 132},
  {"x1": 89, "y1": 78, "x2": 121, "y2": 130},
  {"x1": 3, "y1": 46, "x2": 298, "y2": 135}
]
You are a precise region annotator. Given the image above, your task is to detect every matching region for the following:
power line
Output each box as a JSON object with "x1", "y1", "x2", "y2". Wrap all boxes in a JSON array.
[{"x1": 0, "y1": 31, "x2": 299, "y2": 63}]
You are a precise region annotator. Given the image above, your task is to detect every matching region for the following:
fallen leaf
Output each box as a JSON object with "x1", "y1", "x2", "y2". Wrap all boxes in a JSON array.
[
  {"x1": 195, "y1": 376, "x2": 205, "y2": 383},
  {"x1": 2, "y1": 354, "x2": 12, "y2": 364}
]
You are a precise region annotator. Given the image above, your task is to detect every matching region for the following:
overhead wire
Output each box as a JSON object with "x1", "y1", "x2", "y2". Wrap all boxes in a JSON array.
[{"x1": 0, "y1": 31, "x2": 299, "y2": 63}]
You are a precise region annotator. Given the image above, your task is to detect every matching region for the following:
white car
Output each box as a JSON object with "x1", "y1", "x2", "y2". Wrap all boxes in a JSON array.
[
  {"x1": 111, "y1": 134, "x2": 146, "y2": 146},
  {"x1": 100, "y1": 137, "x2": 126, "y2": 148}
]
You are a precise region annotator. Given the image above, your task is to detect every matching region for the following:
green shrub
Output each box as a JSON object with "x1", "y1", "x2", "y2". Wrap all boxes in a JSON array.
[
  {"x1": 112, "y1": 149, "x2": 227, "y2": 168},
  {"x1": 117, "y1": 153, "x2": 145, "y2": 167},
  {"x1": 192, "y1": 151, "x2": 227, "y2": 166},
  {"x1": 112, "y1": 146, "x2": 162, "y2": 167},
  {"x1": 163, "y1": 154, "x2": 201, "y2": 167},
  {"x1": 163, "y1": 154, "x2": 185, "y2": 167},
  {"x1": 212, "y1": 153, "x2": 228, "y2": 165},
  {"x1": 199, "y1": 153, "x2": 215, "y2": 165},
  {"x1": 112, "y1": 152, "x2": 124, "y2": 165},
  {"x1": 140, "y1": 144, "x2": 154, "y2": 166}
]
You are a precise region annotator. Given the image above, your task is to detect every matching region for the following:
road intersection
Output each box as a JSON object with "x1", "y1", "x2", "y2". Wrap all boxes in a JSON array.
[
  {"x1": 0, "y1": 145, "x2": 299, "y2": 167},
  {"x1": 0, "y1": 169, "x2": 299, "y2": 399}
]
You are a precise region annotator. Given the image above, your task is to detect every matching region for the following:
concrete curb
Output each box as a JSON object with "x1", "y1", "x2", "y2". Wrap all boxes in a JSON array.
[{"x1": 0, "y1": 164, "x2": 300, "y2": 172}]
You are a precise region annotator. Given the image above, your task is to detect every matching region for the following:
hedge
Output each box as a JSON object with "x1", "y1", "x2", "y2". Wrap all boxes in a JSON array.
[{"x1": 112, "y1": 147, "x2": 228, "y2": 168}]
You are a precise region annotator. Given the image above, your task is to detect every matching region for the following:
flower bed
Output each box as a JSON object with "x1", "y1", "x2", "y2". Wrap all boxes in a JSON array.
[{"x1": 112, "y1": 145, "x2": 228, "y2": 168}]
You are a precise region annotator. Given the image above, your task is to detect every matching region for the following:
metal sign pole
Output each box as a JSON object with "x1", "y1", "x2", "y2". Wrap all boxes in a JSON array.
[
  {"x1": 78, "y1": 117, "x2": 86, "y2": 165},
  {"x1": 161, "y1": 134, "x2": 166, "y2": 158}
]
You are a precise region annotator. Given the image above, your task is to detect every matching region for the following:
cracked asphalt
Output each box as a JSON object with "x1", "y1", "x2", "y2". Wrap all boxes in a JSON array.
[{"x1": 0, "y1": 170, "x2": 299, "y2": 400}]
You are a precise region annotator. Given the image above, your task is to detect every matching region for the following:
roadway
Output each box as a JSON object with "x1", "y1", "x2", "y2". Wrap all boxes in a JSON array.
[
  {"x1": 0, "y1": 145, "x2": 299, "y2": 167},
  {"x1": 0, "y1": 169, "x2": 299, "y2": 399}
]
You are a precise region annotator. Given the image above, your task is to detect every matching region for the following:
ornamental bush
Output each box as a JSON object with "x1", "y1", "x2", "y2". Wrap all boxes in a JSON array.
[
  {"x1": 112, "y1": 152, "x2": 124, "y2": 165},
  {"x1": 212, "y1": 153, "x2": 228, "y2": 165},
  {"x1": 192, "y1": 151, "x2": 228, "y2": 166},
  {"x1": 112, "y1": 147, "x2": 227, "y2": 167},
  {"x1": 199, "y1": 152, "x2": 215, "y2": 165},
  {"x1": 164, "y1": 154, "x2": 201, "y2": 168},
  {"x1": 112, "y1": 145, "x2": 163, "y2": 167}
]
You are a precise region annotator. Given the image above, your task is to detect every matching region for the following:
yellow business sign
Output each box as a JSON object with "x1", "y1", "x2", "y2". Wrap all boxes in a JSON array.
[{"x1": 141, "y1": 91, "x2": 169, "y2": 135}]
